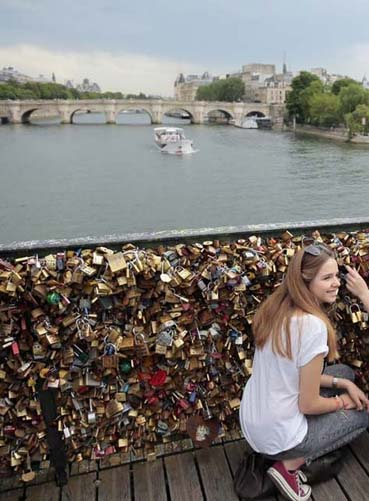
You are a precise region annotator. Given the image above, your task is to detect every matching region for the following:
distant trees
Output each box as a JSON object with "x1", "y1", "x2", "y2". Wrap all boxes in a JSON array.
[
  {"x1": 286, "y1": 72, "x2": 369, "y2": 134},
  {"x1": 285, "y1": 71, "x2": 321, "y2": 123},
  {"x1": 0, "y1": 80, "x2": 133, "y2": 100},
  {"x1": 196, "y1": 77, "x2": 245, "y2": 102}
]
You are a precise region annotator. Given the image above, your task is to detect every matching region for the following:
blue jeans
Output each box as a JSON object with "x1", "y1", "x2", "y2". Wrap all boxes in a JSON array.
[{"x1": 262, "y1": 364, "x2": 369, "y2": 464}]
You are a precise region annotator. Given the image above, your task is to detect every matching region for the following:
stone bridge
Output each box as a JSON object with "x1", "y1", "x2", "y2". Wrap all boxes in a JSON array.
[{"x1": 0, "y1": 99, "x2": 284, "y2": 125}]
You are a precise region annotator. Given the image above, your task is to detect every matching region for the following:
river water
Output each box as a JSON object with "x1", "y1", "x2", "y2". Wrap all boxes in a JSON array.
[{"x1": 1, "y1": 112, "x2": 369, "y2": 245}]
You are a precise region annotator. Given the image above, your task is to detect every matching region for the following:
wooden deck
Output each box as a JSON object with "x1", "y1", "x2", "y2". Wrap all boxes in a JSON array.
[{"x1": 1, "y1": 431, "x2": 369, "y2": 501}]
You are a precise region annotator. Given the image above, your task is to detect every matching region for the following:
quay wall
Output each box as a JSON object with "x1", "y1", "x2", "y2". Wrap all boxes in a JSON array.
[
  {"x1": 0, "y1": 219, "x2": 368, "y2": 477},
  {"x1": 292, "y1": 124, "x2": 369, "y2": 144},
  {"x1": 292, "y1": 124, "x2": 349, "y2": 141}
]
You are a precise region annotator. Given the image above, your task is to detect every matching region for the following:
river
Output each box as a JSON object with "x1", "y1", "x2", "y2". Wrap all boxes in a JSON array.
[{"x1": 1, "y1": 112, "x2": 369, "y2": 245}]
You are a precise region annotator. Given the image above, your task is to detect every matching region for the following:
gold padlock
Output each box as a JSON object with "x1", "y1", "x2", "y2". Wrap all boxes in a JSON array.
[{"x1": 350, "y1": 304, "x2": 362, "y2": 324}]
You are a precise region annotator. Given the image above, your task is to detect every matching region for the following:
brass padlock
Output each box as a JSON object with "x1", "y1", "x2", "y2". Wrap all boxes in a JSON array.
[{"x1": 350, "y1": 304, "x2": 362, "y2": 324}]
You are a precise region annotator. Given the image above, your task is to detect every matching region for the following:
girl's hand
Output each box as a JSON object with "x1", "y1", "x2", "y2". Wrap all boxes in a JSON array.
[
  {"x1": 339, "y1": 393, "x2": 357, "y2": 410},
  {"x1": 342, "y1": 382, "x2": 369, "y2": 411},
  {"x1": 345, "y1": 266, "x2": 369, "y2": 301}
]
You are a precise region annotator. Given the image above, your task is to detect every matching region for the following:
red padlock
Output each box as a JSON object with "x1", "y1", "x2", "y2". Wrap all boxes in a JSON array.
[{"x1": 11, "y1": 342, "x2": 20, "y2": 356}]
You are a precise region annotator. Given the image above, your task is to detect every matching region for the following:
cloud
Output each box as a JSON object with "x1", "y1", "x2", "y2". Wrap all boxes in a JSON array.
[
  {"x1": 0, "y1": 44, "x2": 206, "y2": 96},
  {"x1": 329, "y1": 44, "x2": 369, "y2": 80}
]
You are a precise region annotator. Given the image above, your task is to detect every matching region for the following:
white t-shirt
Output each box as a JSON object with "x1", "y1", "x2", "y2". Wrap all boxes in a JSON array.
[{"x1": 240, "y1": 314, "x2": 328, "y2": 455}]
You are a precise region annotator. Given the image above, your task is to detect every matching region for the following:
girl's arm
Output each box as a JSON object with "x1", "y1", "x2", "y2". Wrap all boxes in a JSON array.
[
  {"x1": 345, "y1": 266, "x2": 369, "y2": 313},
  {"x1": 299, "y1": 354, "x2": 344, "y2": 415},
  {"x1": 320, "y1": 373, "x2": 349, "y2": 389}
]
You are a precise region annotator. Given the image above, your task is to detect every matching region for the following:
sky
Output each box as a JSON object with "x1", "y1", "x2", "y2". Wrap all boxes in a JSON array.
[{"x1": 1, "y1": 0, "x2": 369, "y2": 96}]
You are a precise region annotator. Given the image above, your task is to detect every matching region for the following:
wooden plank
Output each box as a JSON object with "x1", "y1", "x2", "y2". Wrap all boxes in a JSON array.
[
  {"x1": 350, "y1": 430, "x2": 369, "y2": 473},
  {"x1": 98, "y1": 464, "x2": 131, "y2": 501},
  {"x1": 25, "y1": 481, "x2": 60, "y2": 501},
  {"x1": 133, "y1": 459, "x2": 167, "y2": 501},
  {"x1": 164, "y1": 452, "x2": 202, "y2": 501},
  {"x1": 71, "y1": 460, "x2": 97, "y2": 476},
  {"x1": 224, "y1": 441, "x2": 247, "y2": 475},
  {"x1": 0, "y1": 489, "x2": 24, "y2": 501},
  {"x1": 196, "y1": 446, "x2": 238, "y2": 501},
  {"x1": 0, "y1": 476, "x2": 23, "y2": 493},
  {"x1": 311, "y1": 478, "x2": 347, "y2": 501},
  {"x1": 336, "y1": 449, "x2": 369, "y2": 500},
  {"x1": 61, "y1": 472, "x2": 96, "y2": 501}
]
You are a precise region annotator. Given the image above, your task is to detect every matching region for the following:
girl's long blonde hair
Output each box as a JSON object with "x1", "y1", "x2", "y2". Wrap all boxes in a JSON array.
[{"x1": 252, "y1": 244, "x2": 338, "y2": 362}]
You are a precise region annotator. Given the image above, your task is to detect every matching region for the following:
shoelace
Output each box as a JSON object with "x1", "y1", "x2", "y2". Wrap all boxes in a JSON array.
[{"x1": 294, "y1": 469, "x2": 308, "y2": 498}]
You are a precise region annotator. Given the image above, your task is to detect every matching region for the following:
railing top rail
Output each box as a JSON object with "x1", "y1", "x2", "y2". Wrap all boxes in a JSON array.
[{"x1": 0, "y1": 218, "x2": 368, "y2": 256}]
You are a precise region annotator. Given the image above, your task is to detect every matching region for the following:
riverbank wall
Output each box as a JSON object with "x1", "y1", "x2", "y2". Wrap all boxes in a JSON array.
[
  {"x1": 291, "y1": 124, "x2": 369, "y2": 144},
  {"x1": 292, "y1": 124, "x2": 349, "y2": 141},
  {"x1": 0, "y1": 219, "x2": 368, "y2": 478}
]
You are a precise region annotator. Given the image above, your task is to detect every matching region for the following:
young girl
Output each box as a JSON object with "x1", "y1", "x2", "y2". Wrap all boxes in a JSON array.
[{"x1": 240, "y1": 243, "x2": 369, "y2": 501}]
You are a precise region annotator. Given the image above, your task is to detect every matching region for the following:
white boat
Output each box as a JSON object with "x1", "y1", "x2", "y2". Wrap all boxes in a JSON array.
[
  {"x1": 234, "y1": 117, "x2": 258, "y2": 129},
  {"x1": 233, "y1": 116, "x2": 272, "y2": 129},
  {"x1": 154, "y1": 127, "x2": 196, "y2": 155}
]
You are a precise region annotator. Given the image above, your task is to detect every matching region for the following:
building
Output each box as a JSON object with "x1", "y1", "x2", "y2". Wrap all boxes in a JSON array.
[
  {"x1": 0, "y1": 66, "x2": 53, "y2": 84},
  {"x1": 240, "y1": 63, "x2": 292, "y2": 104},
  {"x1": 174, "y1": 72, "x2": 214, "y2": 101},
  {"x1": 0, "y1": 66, "x2": 33, "y2": 83},
  {"x1": 241, "y1": 63, "x2": 276, "y2": 91},
  {"x1": 173, "y1": 62, "x2": 293, "y2": 104},
  {"x1": 309, "y1": 67, "x2": 347, "y2": 85},
  {"x1": 76, "y1": 78, "x2": 101, "y2": 93}
]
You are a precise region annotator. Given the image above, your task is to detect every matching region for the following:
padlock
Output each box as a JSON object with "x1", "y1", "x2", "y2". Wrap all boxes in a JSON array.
[
  {"x1": 87, "y1": 399, "x2": 96, "y2": 424},
  {"x1": 134, "y1": 332, "x2": 150, "y2": 357},
  {"x1": 350, "y1": 304, "x2": 362, "y2": 324}
]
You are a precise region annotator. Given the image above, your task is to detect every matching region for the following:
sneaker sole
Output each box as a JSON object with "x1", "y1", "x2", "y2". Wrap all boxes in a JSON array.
[{"x1": 267, "y1": 467, "x2": 311, "y2": 501}]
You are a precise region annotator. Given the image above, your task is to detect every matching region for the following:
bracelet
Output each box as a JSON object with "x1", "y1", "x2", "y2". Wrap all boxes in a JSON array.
[
  {"x1": 332, "y1": 377, "x2": 339, "y2": 389},
  {"x1": 334, "y1": 395, "x2": 344, "y2": 411}
]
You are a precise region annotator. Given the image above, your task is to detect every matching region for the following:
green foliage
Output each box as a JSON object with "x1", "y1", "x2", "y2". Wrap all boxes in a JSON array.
[
  {"x1": 196, "y1": 78, "x2": 245, "y2": 102},
  {"x1": 0, "y1": 80, "x2": 129, "y2": 100},
  {"x1": 286, "y1": 71, "x2": 321, "y2": 122},
  {"x1": 309, "y1": 93, "x2": 340, "y2": 127},
  {"x1": 346, "y1": 104, "x2": 369, "y2": 136},
  {"x1": 126, "y1": 92, "x2": 148, "y2": 99},
  {"x1": 299, "y1": 80, "x2": 324, "y2": 123},
  {"x1": 331, "y1": 78, "x2": 357, "y2": 95},
  {"x1": 338, "y1": 83, "x2": 369, "y2": 115},
  {"x1": 0, "y1": 84, "x2": 18, "y2": 100}
]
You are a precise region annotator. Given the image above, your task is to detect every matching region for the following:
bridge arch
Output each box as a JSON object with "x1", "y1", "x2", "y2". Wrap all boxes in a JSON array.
[
  {"x1": 205, "y1": 108, "x2": 234, "y2": 124},
  {"x1": 116, "y1": 107, "x2": 153, "y2": 124},
  {"x1": 70, "y1": 108, "x2": 107, "y2": 124},
  {"x1": 245, "y1": 110, "x2": 266, "y2": 118},
  {"x1": 161, "y1": 107, "x2": 193, "y2": 124},
  {"x1": 21, "y1": 108, "x2": 39, "y2": 124}
]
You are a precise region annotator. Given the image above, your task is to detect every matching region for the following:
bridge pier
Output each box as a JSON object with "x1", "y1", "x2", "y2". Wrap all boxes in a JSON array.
[
  {"x1": 106, "y1": 109, "x2": 116, "y2": 124},
  {"x1": 59, "y1": 107, "x2": 72, "y2": 124},
  {"x1": 8, "y1": 106, "x2": 22, "y2": 124}
]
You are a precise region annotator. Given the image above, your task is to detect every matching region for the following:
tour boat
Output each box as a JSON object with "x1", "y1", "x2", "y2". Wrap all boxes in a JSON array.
[
  {"x1": 154, "y1": 127, "x2": 196, "y2": 155},
  {"x1": 234, "y1": 117, "x2": 258, "y2": 129},
  {"x1": 233, "y1": 116, "x2": 272, "y2": 129}
]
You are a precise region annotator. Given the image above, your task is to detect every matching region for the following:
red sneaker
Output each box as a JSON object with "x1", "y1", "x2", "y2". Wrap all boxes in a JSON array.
[{"x1": 267, "y1": 461, "x2": 311, "y2": 501}]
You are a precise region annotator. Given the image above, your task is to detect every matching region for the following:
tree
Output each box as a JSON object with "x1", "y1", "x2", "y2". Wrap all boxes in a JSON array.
[
  {"x1": 196, "y1": 78, "x2": 244, "y2": 102},
  {"x1": 0, "y1": 84, "x2": 17, "y2": 100},
  {"x1": 196, "y1": 84, "x2": 217, "y2": 101},
  {"x1": 299, "y1": 80, "x2": 324, "y2": 123},
  {"x1": 309, "y1": 93, "x2": 340, "y2": 127},
  {"x1": 286, "y1": 71, "x2": 320, "y2": 123},
  {"x1": 339, "y1": 83, "x2": 369, "y2": 115},
  {"x1": 331, "y1": 78, "x2": 357, "y2": 95},
  {"x1": 350, "y1": 104, "x2": 369, "y2": 134}
]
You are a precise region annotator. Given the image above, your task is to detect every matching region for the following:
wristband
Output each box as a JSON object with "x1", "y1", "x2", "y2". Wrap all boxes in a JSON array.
[{"x1": 334, "y1": 395, "x2": 344, "y2": 411}]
